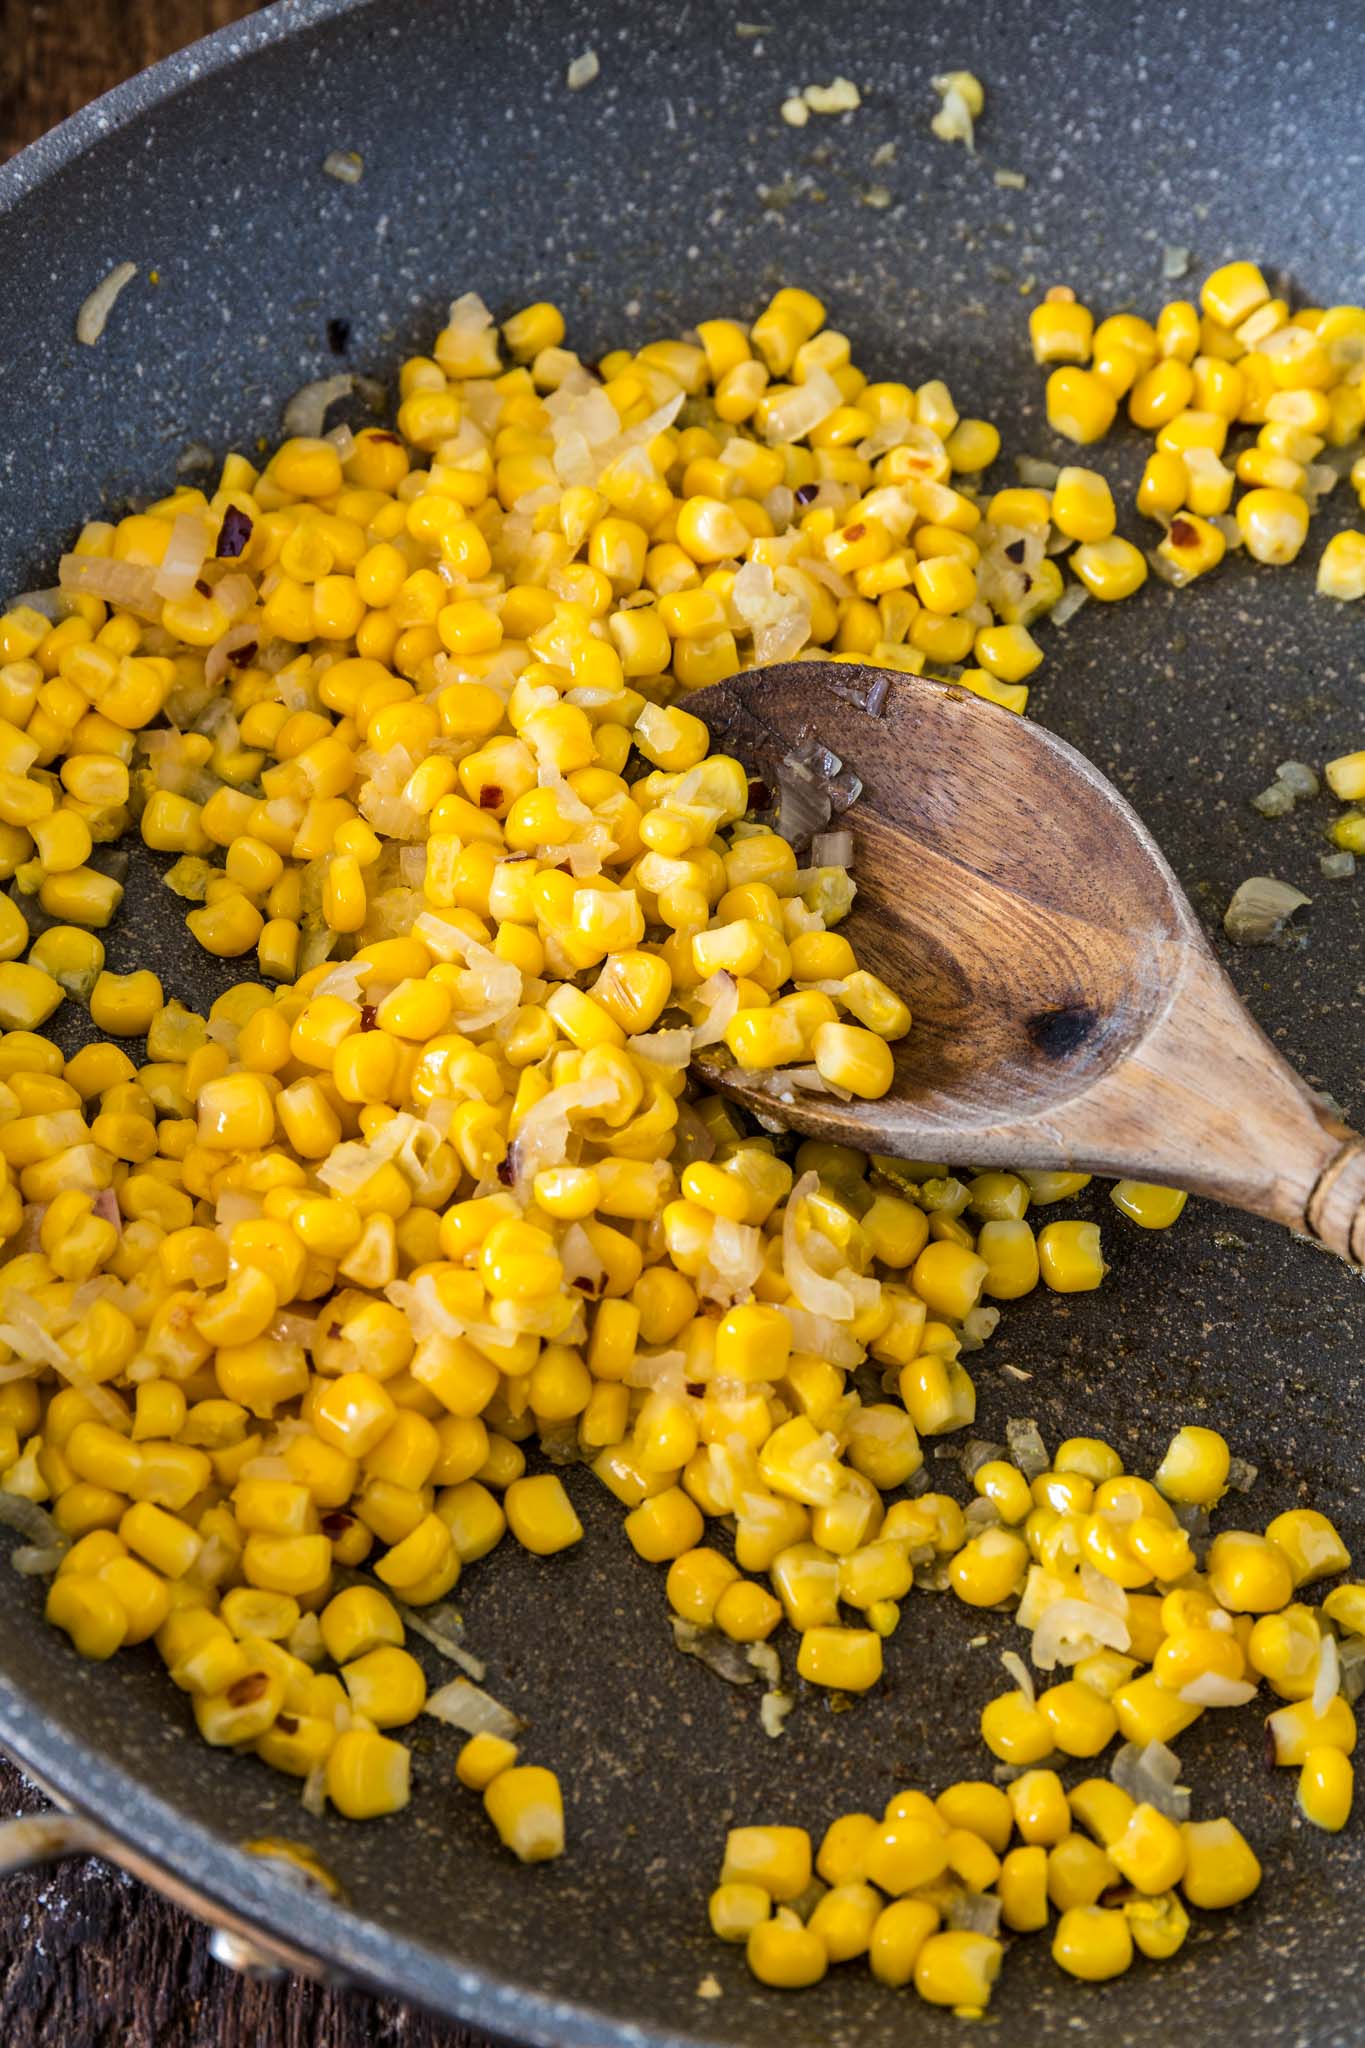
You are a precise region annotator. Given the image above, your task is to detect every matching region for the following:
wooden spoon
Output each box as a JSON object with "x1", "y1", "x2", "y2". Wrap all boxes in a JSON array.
[{"x1": 686, "y1": 660, "x2": 1365, "y2": 1262}]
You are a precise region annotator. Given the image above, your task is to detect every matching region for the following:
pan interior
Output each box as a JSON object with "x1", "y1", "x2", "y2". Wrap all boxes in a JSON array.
[{"x1": 1, "y1": 3, "x2": 1363, "y2": 2044}]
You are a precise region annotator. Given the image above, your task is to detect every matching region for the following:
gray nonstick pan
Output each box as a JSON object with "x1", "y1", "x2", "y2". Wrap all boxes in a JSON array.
[{"x1": 0, "y1": 2, "x2": 1363, "y2": 2042}]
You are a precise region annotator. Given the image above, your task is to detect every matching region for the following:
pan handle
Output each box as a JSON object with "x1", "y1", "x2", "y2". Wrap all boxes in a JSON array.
[{"x1": 0, "y1": 1809, "x2": 315, "y2": 1981}]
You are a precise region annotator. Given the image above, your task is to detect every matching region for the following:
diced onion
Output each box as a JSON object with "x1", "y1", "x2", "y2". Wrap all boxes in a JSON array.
[
  {"x1": 690, "y1": 970, "x2": 740, "y2": 1049},
  {"x1": 1032, "y1": 1597, "x2": 1130, "y2": 1670},
  {"x1": 1313, "y1": 1631, "x2": 1340, "y2": 1717},
  {"x1": 1005, "y1": 1418, "x2": 1050, "y2": 1480},
  {"x1": 424, "y1": 1676, "x2": 523, "y2": 1738},
  {"x1": 1178, "y1": 1672, "x2": 1259, "y2": 1708},
  {"x1": 811, "y1": 830, "x2": 853, "y2": 869},
  {"x1": 76, "y1": 261, "x2": 137, "y2": 345},
  {"x1": 1001, "y1": 1649, "x2": 1035, "y2": 1704},
  {"x1": 1224, "y1": 876, "x2": 1311, "y2": 947},
  {"x1": 58, "y1": 553, "x2": 162, "y2": 621},
  {"x1": 322, "y1": 149, "x2": 364, "y2": 184},
  {"x1": 151, "y1": 513, "x2": 213, "y2": 601},
  {"x1": 1111, "y1": 1738, "x2": 1189, "y2": 1819},
  {"x1": 282, "y1": 373, "x2": 356, "y2": 438},
  {"x1": 0, "y1": 1496, "x2": 66, "y2": 1551}
]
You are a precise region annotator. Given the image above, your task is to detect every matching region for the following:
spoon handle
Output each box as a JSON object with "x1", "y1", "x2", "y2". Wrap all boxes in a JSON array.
[{"x1": 1017, "y1": 942, "x2": 1365, "y2": 1262}]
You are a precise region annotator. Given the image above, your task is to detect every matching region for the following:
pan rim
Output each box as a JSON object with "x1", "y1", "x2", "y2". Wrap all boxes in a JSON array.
[
  {"x1": 0, "y1": 0, "x2": 370, "y2": 217},
  {"x1": 0, "y1": 5, "x2": 717, "y2": 2037}
]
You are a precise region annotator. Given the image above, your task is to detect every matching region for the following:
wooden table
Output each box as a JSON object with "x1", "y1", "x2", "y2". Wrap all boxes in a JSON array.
[{"x1": 0, "y1": 7, "x2": 477, "y2": 2042}]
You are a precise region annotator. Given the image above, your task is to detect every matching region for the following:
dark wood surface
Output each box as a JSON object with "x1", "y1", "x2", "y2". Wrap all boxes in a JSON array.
[{"x1": 0, "y1": 6, "x2": 480, "y2": 2042}]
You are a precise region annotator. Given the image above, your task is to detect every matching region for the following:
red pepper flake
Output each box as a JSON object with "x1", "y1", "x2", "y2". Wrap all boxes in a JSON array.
[
  {"x1": 275, "y1": 1714, "x2": 300, "y2": 1736},
  {"x1": 216, "y1": 506, "x2": 253, "y2": 558},
  {"x1": 842, "y1": 522, "x2": 866, "y2": 543},
  {"x1": 367, "y1": 431, "x2": 402, "y2": 445},
  {"x1": 1004, "y1": 539, "x2": 1027, "y2": 564},
  {"x1": 747, "y1": 777, "x2": 772, "y2": 812},
  {"x1": 227, "y1": 1672, "x2": 270, "y2": 1708},
  {"x1": 226, "y1": 639, "x2": 258, "y2": 669},
  {"x1": 359, "y1": 1004, "x2": 378, "y2": 1031},
  {"x1": 194, "y1": 577, "x2": 212, "y2": 597},
  {"x1": 478, "y1": 785, "x2": 503, "y2": 810},
  {"x1": 321, "y1": 1511, "x2": 354, "y2": 1538},
  {"x1": 1169, "y1": 517, "x2": 1197, "y2": 548},
  {"x1": 496, "y1": 1156, "x2": 515, "y2": 1187}
]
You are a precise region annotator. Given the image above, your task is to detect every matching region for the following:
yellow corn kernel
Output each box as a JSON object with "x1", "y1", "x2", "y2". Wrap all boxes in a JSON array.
[
  {"x1": 980, "y1": 1688, "x2": 1054, "y2": 1765},
  {"x1": 795, "y1": 1625, "x2": 882, "y2": 1692},
  {"x1": 1051, "y1": 1904, "x2": 1133, "y2": 1982},
  {"x1": 745, "y1": 1912, "x2": 827, "y2": 1991},
  {"x1": 46, "y1": 1572, "x2": 127, "y2": 1659},
  {"x1": 1046, "y1": 366, "x2": 1117, "y2": 444},
  {"x1": 1266, "y1": 1694, "x2": 1357, "y2": 1766},
  {"x1": 1069, "y1": 536, "x2": 1147, "y2": 603},
  {"x1": 1180, "y1": 1817, "x2": 1261, "y2": 1909},
  {"x1": 1206, "y1": 1529, "x2": 1295, "y2": 1613},
  {"x1": 1029, "y1": 298, "x2": 1094, "y2": 365},
  {"x1": 1299, "y1": 1746, "x2": 1354, "y2": 1832},
  {"x1": 325, "y1": 1726, "x2": 411, "y2": 1820},
  {"x1": 504, "y1": 1472, "x2": 583, "y2": 1556},
  {"x1": 1037, "y1": 1219, "x2": 1106, "y2": 1291},
  {"x1": 1236, "y1": 485, "x2": 1310, "y2": 565},
  {"x1": 913, "y1": 1928, "x2": 1002, "y2": 2011},
  {"x1": 1110, "y1": 1801, "x2": 1188, "y2": 1893}
]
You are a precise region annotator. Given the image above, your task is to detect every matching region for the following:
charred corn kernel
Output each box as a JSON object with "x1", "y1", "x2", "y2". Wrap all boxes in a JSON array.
[
  {"x1": 1207, "y1": 1529, "x2": 1295, "y2": 1613},
  {"x1": 1180, "y1": 1817, "x2": 1260, "y2": 1909},
  {"x1": 1052, "y1": 1904, "x2": 1132, "y2": 1982},
  {"x1": 1046, "y1": 367, "x2": 1116, "y2": 444},
  {"x1": 326, "y1": 1726, "x2": 411, "y2": 1820},
  {"x1": 981, "y1": 1688, "x2": 1054, "y2": 1764},
  {"x1": 1029, "y1": 299, "x2": 1094, "y2": 365},
  {"x1": 1070, "y1": 535, "x2": 1147, "y2": 602},
  {"x1": 504, "y1": 1473, "x2": 582, "y2": 1556},
  {"x1": 1157, "y1": 511, "x2": 1226, "y2": 583}
]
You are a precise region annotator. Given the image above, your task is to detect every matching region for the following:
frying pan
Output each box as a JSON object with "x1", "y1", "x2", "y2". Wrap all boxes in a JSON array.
[{"x1": 1, "y1": 1, "x2": 1363, "y2": 2040}]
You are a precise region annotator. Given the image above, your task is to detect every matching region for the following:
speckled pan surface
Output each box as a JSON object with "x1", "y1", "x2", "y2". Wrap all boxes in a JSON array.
[{"x1": 1, "y1": 0, "x2": 1364, "y2": 2040}]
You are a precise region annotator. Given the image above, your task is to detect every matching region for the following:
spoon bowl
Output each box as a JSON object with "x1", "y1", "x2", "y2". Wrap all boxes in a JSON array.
[{"x1": 688, "y1": 660, "x2": 1365, "y2": 1261}]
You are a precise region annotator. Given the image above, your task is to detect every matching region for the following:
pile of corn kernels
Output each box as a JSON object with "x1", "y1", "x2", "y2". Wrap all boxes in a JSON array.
[{"x1": 0, "y1": 273, "x2": 1359, "y2": 2009}]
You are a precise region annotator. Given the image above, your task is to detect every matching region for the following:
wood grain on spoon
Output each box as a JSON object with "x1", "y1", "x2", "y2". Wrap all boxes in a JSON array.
[{"x1": 686, "y1": 660, "x2": 1365, "y2": 1263}]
